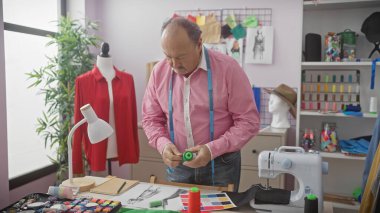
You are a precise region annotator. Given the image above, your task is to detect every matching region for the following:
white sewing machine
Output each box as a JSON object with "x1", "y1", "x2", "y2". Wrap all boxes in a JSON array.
[{"x1": 250, "y1": 146, "x2": 328, "y2": 213}]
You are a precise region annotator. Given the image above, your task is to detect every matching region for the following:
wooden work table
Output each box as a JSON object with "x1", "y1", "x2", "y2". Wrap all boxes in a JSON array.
[{"x1": 78, "y1": 176, "x2": 334, "y2": 213}]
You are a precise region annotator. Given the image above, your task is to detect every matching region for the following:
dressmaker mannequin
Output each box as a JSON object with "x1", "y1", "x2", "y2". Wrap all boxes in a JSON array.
[
  {"x1": 97, "y1": 42, "x2": 117, "y2": 174},
  {"x1": 73, "y1": 42, "x2": 139, "y2": 176},
  {"x1": 268, "y1": 94, "x2": 290, "y2": 129},
  {"x1": 97, "y1": 42, "x2": 115, "y2": 81}
]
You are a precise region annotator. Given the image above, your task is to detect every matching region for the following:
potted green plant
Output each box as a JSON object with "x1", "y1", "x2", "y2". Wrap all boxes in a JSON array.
[{"x1": 27, "y1": 16, "x2": 100, "y2": 182}]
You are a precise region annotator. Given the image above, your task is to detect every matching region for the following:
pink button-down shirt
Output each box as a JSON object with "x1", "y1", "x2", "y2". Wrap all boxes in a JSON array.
[{"x1": 142, "y1": 47, "x2": 260, "y2": 159}]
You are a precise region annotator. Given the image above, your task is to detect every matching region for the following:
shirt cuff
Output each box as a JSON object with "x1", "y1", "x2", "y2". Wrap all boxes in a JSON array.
[
  {"x1": 205, "y1": 144, "x2": 214, "y2": 160},
  {"x1": 157, "y1": 137, "x2": 172, "y2": 155},
  {"x1": 206, "y1": 137, "x2": 225, "y2": 159}
]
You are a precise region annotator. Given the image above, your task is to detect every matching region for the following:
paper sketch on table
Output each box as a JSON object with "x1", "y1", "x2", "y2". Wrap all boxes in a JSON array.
[
  {"x1": 245, "y1": 26, "x2": 274, "y2": 64},
  {"x1": 225, "y1": 37, "x2": 243, "y2": 65},
  {"x1": 203, "y1": 43, "x2": 227, "y2": 55},
  {"x1": 113, "y1": 182, "x2": 188, "y2": 211},
  {"x1": 126, "y1": 185, "x2": 161, "y2": 204}
]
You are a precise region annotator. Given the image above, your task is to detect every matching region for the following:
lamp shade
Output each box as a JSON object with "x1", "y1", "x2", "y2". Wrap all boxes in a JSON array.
[
  {"x1": 62, "y1": 104, "x2": 113, "y2": 192},
  {"x1": 80, "y1": 104, "x2": 113, "y2": 143}
]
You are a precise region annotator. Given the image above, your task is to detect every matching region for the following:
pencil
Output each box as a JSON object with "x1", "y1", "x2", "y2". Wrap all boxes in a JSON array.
[{"x1": 117, "y1": 181, "x2": 127, "y2": 194}]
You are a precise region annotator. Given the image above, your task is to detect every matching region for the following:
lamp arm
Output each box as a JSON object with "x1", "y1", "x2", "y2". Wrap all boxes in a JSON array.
[{"x1": 68, "y1": 118, "x2": 86, "y2": 183}]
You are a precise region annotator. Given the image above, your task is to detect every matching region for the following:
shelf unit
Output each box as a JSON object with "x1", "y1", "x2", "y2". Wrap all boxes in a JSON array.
[
  {"x1": 302, "y1": 61, "x2": 379, "y2": 67},
  {"x1": 298, "y1": 1, "x2": 380, "y2": 208},
  {"x1": 300, "y1": 110, "x2": 378, "y2": 118},
  {"x1": 320, "y1": 152, "x2": 365, "y2": 160},
  {"x1": 304, "y1": 0, "x2": 380, "y2": 10}
]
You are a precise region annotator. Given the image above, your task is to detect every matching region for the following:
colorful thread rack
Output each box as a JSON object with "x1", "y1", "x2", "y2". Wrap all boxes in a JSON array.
[{"x1": 301, "y1": 70, "x2": 360, "y2": 112}]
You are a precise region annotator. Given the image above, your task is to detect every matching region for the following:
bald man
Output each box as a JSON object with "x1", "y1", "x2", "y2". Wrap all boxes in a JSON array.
[{"x1": 142, "y1": 17, "x2": 260, "y2": 192}]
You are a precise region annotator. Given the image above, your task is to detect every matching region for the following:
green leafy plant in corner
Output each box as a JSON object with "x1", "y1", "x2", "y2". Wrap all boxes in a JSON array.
[{"x1": 27, "y1": 16, "x2": 100, "y2": 182}]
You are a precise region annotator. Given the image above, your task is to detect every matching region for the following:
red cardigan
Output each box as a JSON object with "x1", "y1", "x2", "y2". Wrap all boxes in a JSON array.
[{"x1": 72, "y1": 65, "x2": 139, "y2": 174}]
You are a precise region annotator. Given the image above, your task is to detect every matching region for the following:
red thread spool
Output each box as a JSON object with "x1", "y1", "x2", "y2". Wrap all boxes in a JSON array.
[{"x1": 188, "y1": 187, "x2": 200, "y2": 213}]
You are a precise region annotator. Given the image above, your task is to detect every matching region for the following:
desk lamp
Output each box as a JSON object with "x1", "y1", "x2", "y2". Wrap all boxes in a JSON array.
[{"x1": 61, "y1": 104, "x2": 113, "y2": 192}]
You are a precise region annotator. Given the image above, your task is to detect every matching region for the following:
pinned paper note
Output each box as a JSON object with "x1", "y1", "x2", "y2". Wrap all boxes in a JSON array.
[
  {"x1": 231, "y1": 24, "x2": 246, "y2": 40},
  {"x1": 196, "y1": 15, "x2": 206, "y2": 26},
  {"x1": 221, "y1": 24, "x2": 232, "y2": 38},
  {"x1": 187, "y1": 15, "x2": 196, "y2": 23},
  {"x1": 199, "y1": 14, "x2": 221, "y2": 43},
  {"x1": 205, "y1": 14, "x2": 217, "y2": 24},
  {"x1": 203, "y1": 43, "x2": 227, "y2": 55},
  {"x1": 225, "y1": 14, "x2": 237, "y2": 29},
  {"x1": 226, "y1": 38, "x2": 243, "y2": 66},
  {"x1": 243, "y1": 16, "x2": 258, "y2": 28}
]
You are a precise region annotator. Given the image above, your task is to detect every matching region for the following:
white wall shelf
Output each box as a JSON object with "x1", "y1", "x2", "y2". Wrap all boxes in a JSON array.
[
  {"x1": 320, "y1": 152, "x2": 366, "y2": 160},
  {"x1": 302, "y1": 62, "x2": 379, "y2": 69},
  {"x1": 304, "y1": 0, "x2": 380, "y2": 10},
  {"x1": 300, "y1": 111, "x2": 378, "y2": 118}
]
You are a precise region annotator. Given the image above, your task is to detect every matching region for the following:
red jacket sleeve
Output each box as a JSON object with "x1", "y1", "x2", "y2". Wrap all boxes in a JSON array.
[{"x1": 130, "y1": 76, "x2": 139, "y2": 161}]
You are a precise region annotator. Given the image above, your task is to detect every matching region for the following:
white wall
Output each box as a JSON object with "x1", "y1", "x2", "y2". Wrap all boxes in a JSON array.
[
  {"x1": 92, "y1": 0, "x2": 304, "y2": 122},
  {"x1": 0, "y1": 0, "x2": 10, "y2": 208}
]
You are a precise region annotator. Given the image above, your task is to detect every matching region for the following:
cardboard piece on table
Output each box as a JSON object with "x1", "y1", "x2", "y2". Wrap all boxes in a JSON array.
[{"x1": 90, "y1": 177, "x2": 139, "y2": 195}]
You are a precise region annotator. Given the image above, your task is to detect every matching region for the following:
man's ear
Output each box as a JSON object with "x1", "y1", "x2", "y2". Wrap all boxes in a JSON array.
[{"x1": 197, "y1": 37, "x2": 203, "y2": 48}]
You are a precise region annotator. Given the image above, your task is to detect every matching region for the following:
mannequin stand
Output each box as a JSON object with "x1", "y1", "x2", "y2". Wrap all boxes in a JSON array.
[{"x1": 108, "y1": 159, "x2": 112, "y2": 175}]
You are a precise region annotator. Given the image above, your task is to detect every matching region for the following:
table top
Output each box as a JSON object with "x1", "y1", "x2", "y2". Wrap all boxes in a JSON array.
[
  {"x1": 77, "y1": 176, "x2": 334, "y2": 213},
  {"x1": 77, "y1": 176, "x2": 253, "y2": 212}
]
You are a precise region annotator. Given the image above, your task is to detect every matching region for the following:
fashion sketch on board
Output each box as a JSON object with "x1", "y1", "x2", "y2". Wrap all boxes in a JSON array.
[
  {"x1": 245, "y1": 26, "x2": 274, "y2": 64},
  {"x1": 203, "y1": 43, "x2": 227, "y2": 55},
  {"x1": 114, "y1": 182, "x2": 186, "y2": 210},
  {"x1": 226, "y1": 37, "x2": 243, "y2": 65}
]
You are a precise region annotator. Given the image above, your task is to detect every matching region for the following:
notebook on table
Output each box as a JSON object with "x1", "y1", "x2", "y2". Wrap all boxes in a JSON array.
[{"x1": 90, "y1": 177, "x2": 139, "y2": 195}]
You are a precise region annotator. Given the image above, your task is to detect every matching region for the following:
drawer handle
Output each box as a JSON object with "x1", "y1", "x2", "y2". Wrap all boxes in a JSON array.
[{"x1": 252, "y1": 149, "x2": 257, "y2": 154}]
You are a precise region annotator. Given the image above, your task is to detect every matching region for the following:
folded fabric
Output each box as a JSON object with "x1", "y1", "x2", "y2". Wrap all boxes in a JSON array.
[
  {"x1": 342, "y1": 111, "x2": 363, "y2": 117},
  {"x1": 226, "y1": 184, "x2": 290, "y2": 207},
  {"x1": 339, "y1": 138, "x2": 370, "y2": 154}
]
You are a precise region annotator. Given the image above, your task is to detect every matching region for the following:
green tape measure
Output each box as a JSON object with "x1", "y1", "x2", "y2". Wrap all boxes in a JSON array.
[{"x1": 183, "y1": 151, "x2": 195, "y2": 161}]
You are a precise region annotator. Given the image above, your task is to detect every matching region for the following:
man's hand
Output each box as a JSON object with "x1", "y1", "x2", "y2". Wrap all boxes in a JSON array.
[
  {"x1": 183, "y1": 145, "x2": 211, "y2": 168},
  {"x1": 162, "y1": 143, "x2": 182, "y2": 168}
]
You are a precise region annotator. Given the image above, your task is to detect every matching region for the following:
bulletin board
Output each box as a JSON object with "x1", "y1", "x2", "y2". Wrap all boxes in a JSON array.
[
  {"x1": 174, "y1": 8, "x2": 272, "y2": 27},
  {"x1": 173, "y1": 8, "x2": 274, "y2": 65},
  {"x1": 221, "y1": 8, "x2": 272, "y2": 26},
  {"x1": 172, "y1": 8, "x2": 280, "y2": 125},
  {"x1": 174, "y1": 9, "x2": 223, "y2": 23}
]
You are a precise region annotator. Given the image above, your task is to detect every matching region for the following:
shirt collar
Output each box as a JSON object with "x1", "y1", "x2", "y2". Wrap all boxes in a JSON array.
[
  {"x1": 198, "y1": 45, "x2": 207, "y2": 72},
  {"x1": 92, "y1": 65, "x2": 121, "y2": 81}
]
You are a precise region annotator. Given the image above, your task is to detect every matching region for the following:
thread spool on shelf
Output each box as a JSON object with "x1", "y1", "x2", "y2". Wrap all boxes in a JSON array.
[{"x1": 370, "y1": 96, "x2": 378, "y2": 114}]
